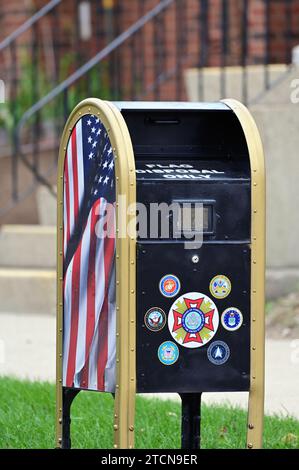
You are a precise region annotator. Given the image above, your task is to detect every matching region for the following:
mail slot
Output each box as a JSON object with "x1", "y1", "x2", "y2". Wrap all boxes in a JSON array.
[{"x1": 56, "y1": 99, "x2": 265, "y2": 450}]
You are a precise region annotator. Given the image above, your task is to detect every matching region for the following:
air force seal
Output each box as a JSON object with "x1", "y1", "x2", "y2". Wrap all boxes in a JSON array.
[
  {"x1": 158, "y1": 341, "x2": 179, "y2": 366},
  {"x1": 221, "y1": 307, "x2": 243, "y2": 331},
  {"x1": 207, "y1": 341, "x2": 230, "y2": 365},
  {"x1": 168, "y1": 292, "x2": 219, "y2": 349}
]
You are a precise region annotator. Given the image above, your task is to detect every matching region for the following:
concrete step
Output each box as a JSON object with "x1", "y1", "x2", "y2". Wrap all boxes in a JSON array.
[
  {"x1": 185, "y1": 64, "x2": 290, "y2": 103},
  {"x1": 0, "y1": 225, "x2": 56, "y2": 269},
  {"x1": 0, "y1": 268, "x2": 55, "y2": 315}
]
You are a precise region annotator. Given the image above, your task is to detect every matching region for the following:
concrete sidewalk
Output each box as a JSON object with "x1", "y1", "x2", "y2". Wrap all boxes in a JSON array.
[{"x1": 0, "y1": 312, "x2": 298, "y2": 419}]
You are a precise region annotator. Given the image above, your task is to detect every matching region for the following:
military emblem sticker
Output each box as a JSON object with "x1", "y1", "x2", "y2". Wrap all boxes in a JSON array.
[
  {"x1": 158, "y1": 341, "x2": 179, "y2": 366},
  {"x1": 159, "y1": 274, "x2": 181, "y2": 298},
  {"x1": 221, "y1": 307, "x2": 243, "y2": 331},
  {"x1": 144, "y1": 307, "x2": 166, "y2": 332},
  {"x1": 168, "y1": 292, "x2": 219, "y2": 349},
  {"x1": 210, "y1": 275, "x2": 231, "y2": 299},
  {"x1": 207, "y1": 341, "x2": 230, "y2": 365}
]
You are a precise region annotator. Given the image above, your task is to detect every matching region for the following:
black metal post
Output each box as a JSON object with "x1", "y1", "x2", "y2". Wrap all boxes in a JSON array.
[
  {"x1": 220, "y1": 0, "x2": 228, "y2": 99},
  {"x1": 264, "y1": 0, "x2": 270, "y2": 91},
  {"x1": 9, "y1": 41, "x2": 18, "y2": 202},
  {"x1": 285, "y1": 0, "x2": 292, "y2": 65},
  {"x1": 62, "y1": 388, "x2": 80, "y2": 449},
  {"x1": 180, "y1": 393, "x2": 202, "y2": 449},
  {"x1": 241, "y1": 0, "x2": 249, "y2": 104},
  {"x1": 198, "y1": 0, "x2": 208, "y2": 101}
]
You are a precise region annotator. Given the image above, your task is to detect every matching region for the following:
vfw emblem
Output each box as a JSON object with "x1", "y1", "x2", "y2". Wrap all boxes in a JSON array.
[{"x1": 168, "y1": 292, "x2": 219, "y2": 349}]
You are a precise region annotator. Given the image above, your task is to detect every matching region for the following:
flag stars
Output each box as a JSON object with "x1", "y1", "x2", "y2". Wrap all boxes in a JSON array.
[
  {"x1": 108, "y1": 161, "x2": 114, "y2": 170},
  {"x1": 104, "y1": 176, "x2": 109, "y2": 185},
  {"x1": 87, "y1": 119, "x2": 92, "y2": 126},
  {"x1": 88, "y1": 152, "x2": 94, "y2": 160},
  {"x1": 108, "y1": 147, "x2": 112, "y2": 155},
  {"x1": 88, "y1": 136, "x2": 92, "y2": 143},
  {"x1": 92, "y1": 141, "x2": 97, "y2": 148},
  {"x1": 91, "y1": 127, "x2": 96, "y2": 133},
  {"x1": 94, "y1": 189, "x2": 98, "y2": 195},
  {"x1": 103, "y1": 161, "x2": 108, "y2": 169},
  {"x1": 96, "y1": 128, "x2": 101, "y2": 136}
]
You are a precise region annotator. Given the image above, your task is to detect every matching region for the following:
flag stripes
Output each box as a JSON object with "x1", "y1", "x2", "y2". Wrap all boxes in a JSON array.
[{"x1": 62, "y1": 114, "x2": 116, "y2": 392}]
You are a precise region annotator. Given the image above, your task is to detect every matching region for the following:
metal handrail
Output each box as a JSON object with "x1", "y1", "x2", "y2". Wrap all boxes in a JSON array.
[
  {"x1": 17, "y1": 0, "x2": 174, "y2": 132},
  {"x1": 0, "y1": 0, "x2": 61, "y2": 51},
  {"x1": 0, "y1": 0, "x2": 175, "y2": 217}
]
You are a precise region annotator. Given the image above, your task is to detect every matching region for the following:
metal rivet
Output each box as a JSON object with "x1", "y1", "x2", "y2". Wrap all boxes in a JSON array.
[
  {"x1": 116, "y1": 384, "x2": 119, "y2": 388},
  {"x1": 252, "y1": 318, "x2": 256, "y2": 322},
  {"x1": 248, "y1": 424, "x2": 254, "y2": 429},
  {"x1": 131, "y1": 260, "x2": 134, "y2": 264},
  {"x1": 252, "y1": 376, "x2": 256, "y2": 379},
  {"x1": 254, "y1": 209, "x2": 257, "y2": 213},
  {"x1": 113, "y1": 424, "x2": 118, "y2": 431},
  {"x1": 252, "y1": 347, "x2": 256, "y2": 350},
  {"x1": 253, "y1": 260, "x2": 256, "y2": 264},
  {"x1": 130, "y1": 378, "x2": 134, "y2": 382},
  {"x1": 58, "y1": 438, "x2": 62, "y2": 443},
  {"x1": 131, "y1": 290, "x2": 135, "y2": 294},
  {"x1": 253, "y1": 290, "x2": 256, "y2": 293},
  {"x1": 59, "y1": 418, "x2": 62, "y2": 424},
  {"x1": 192, "y1": 255, "x2": 199, "y2": 264},
  {"x1": 114, "y1": 414, "x2": 118, "y2": 418},
  {"x1": 131, "y1": 319, "x2": 134, "y2": 323},
  {"x1": 131, "y1": 348, "x2": 134, "y2": 352},
  {"x1": 248, "y1": 443, "x2": 253, "y2": 449},
  {"x1": 129, "y1": 426, "x2": 134, "y2": 431},
  {"x1": 253, "y1": 183, "x2": 257, "y2": 186}
]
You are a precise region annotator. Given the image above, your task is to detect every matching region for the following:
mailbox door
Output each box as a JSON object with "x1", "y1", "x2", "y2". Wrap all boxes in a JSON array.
[{"x1": 136, "y1": 242, "x2": 250, "y2": 393}]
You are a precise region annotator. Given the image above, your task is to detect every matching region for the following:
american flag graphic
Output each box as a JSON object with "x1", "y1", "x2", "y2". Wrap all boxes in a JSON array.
[{"x1": 63, "y1": 114, "x2": 116, "y2": 392}]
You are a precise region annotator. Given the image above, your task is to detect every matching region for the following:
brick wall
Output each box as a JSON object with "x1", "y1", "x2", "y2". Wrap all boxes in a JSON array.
[{"x1": 0, "y1": 0, "x2": 299, "y2": 101}]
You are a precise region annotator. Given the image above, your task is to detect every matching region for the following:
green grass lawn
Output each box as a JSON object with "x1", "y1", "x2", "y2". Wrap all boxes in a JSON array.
[{"x1": 0, "y1": 377, "x2": 298, "y2": 449}]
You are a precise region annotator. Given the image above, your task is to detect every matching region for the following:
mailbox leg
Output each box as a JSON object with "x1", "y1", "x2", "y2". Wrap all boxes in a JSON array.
[
  {"x1": 62, "y1": 388, "x2": 80, "y2": 449},
  {"x1": 180, "y1": 393, "x2": 202, "y2": 449}
]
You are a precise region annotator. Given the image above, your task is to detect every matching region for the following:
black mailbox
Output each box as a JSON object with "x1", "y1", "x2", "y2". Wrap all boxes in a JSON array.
[
  {"x1": 124, "y1": 103, "x2": 251, "y2": 393},
  {"x1": 57, "y1": 100, "x2": 265, "y2": 450}
]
